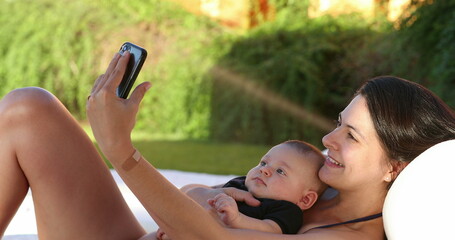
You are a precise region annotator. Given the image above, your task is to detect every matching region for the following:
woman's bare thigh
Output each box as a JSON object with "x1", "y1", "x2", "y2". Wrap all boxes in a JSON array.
[{"x1": 0, "y1": 88, "x2": 146, "y2": 239}]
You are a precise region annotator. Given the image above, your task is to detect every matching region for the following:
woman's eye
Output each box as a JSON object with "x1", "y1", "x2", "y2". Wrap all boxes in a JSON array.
[
  {"x1": 348, "y1": 133, "x2": 357, "y2": 141},
  {"x1": 334, "y1": 119, "x2": 341, "y2": 127},
  {"x1": 276, "y1": 169, "x2": 286, "y2": 175}
]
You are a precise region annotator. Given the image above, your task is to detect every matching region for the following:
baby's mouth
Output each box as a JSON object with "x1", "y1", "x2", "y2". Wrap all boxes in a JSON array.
[{"x1": 253, "y1": 177, "x2": 266, "y2": 186}]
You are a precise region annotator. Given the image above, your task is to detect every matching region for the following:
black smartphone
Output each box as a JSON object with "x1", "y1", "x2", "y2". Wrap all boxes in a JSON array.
[{"x1": 117, "y1": 42, "x2": 147, "y2": 99}]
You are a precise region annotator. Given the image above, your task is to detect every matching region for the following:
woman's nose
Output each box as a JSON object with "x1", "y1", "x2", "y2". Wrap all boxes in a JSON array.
[{"x1": 322, "y1": 129, "x2": 338, "y2": 151}]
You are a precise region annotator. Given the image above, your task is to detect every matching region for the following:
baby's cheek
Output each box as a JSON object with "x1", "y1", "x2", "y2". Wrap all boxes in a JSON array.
[{"x1": 277, "y1": 182, "x2": 301, "y2": 201}]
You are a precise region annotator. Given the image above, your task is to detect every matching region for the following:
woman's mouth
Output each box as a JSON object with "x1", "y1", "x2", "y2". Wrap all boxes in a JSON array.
[{"x1": 325, "y1": 155, "x2": 345, "y2": 168}]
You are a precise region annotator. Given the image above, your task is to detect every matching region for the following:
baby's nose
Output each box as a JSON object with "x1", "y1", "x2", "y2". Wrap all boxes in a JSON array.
[{"x1": 260, "y1": 167, "x2": 272, "y2": 176}]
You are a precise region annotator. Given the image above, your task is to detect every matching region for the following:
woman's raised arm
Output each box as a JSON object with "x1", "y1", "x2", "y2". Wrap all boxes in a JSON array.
[
  {"x1": 86, "y1": 52, "x2": 359, "y2": 240},
  {"x1": 86, "y1": 52, "x2": 229, "y2": 240}
]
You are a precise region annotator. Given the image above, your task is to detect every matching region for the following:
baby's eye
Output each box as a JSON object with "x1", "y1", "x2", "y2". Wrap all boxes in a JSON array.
[
  {"x1": 260, "y1": 161, "x2": 267, "y2": 167},
  {"x1": 276, "y1": 169, "x2": 286, "y2": 175}
]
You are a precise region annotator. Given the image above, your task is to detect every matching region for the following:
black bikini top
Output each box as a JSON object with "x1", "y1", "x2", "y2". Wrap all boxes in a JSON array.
[{"x1": 310, "y1": 212, "x2": 383, "y2": 230}]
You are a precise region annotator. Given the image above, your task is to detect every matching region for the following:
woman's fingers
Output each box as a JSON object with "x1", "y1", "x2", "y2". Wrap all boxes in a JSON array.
[
  {"x1": 93, "y1": 53, "x2": 121, "y2": 94},
  {"x1": 91, "y1": 51, "x2": 129, "y2": 98},
  {"x1": 103, "y1": 53, "x2": 122, "y2": 83},
  {"x1": 129, "y1": 82, "x2": 152, "y2": 105},
  {"x1": 104, "y1": 51, "x2": 130, "y2": 93},
  {"x1": 223, "y1": 188, "x2": 260, "y2": 207},
  {"x1": 107, "y1": 52, "x2": 122, "y2": 73},
  {"x1": 90, "y1": 74, "x2": 104, "y2": 96}
]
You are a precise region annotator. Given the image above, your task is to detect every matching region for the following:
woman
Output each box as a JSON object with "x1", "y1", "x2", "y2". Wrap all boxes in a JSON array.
[{"x1": 0, "y1": 52, "x2": 454, "y2": 239}]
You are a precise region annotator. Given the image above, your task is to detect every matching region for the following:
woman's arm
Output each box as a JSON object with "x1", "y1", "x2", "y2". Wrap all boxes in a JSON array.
[
  {"x1": 86, "y1": 52, "x2": 361, "y2": 240},
  {"x1": 87, "y1": 52, "x2": 228, "y2": 240},
  {"x1": 111, "y1": 153, "x2": 228, "y2": 240}
]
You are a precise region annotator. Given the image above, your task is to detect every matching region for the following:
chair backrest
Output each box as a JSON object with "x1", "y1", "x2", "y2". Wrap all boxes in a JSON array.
[{"x1": 383, "y1": 139, "x2": 455, "y2": 240}]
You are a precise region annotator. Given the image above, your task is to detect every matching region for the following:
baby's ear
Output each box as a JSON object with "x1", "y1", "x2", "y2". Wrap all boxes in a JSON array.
[{"x1": 296, "y1": 191, "x2": 318, "y2": 210}]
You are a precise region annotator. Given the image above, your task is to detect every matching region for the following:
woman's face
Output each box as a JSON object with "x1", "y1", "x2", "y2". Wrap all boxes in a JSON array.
[{"x1": 320, "y1": 95, "x2": 391, "y2": 191}]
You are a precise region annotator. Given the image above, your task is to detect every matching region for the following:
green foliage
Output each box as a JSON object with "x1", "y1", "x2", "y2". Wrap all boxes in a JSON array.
[
  {"x1": 393, "y1": 0, "x2": 455, "y2": 107},
  {"x1": 0, "y1": 0, "x2": 224, "y2": 139},
  {"x1": 348, "y1": 0, "x2": 455, "y2": 108},
  {"x1": 0, "y1": 0, "x2": 108, "y2": 117},
  {"x1": 268, "y1": 0, "x2": 311, "y2": 17},
  {"x1": 1, "y1": 0, "x2": 452, "y2": 149},
  {"x1": 208, "y1": 0, "x2": 455, "y2": 145},
  {"x1": 92, "y1": 1, "x2": 227, "y2": 139},
  {"x1": 209, "y1": 14, "x2": 376, "y2": 146}
]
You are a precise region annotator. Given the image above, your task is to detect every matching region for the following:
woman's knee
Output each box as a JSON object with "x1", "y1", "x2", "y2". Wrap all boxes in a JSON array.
[{"x1": 0, "y1": 87, "x2": 64, "y2": 122}]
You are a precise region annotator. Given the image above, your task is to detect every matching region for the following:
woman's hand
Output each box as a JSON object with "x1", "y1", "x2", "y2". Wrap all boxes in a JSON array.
[
  {"x1": 86, "y1": 52, "x2": 151, "y2": 163},
  {"x1": 222, "y1": 187, "x2": 260, "y2": 207}
]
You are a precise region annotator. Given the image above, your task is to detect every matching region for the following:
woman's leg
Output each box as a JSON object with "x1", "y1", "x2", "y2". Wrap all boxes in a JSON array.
[{"x1": 0, "y1": 87, "x2": 146, "y2": 239}]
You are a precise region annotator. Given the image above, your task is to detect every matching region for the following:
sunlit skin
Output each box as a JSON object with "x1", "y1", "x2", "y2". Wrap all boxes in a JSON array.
[
  {"x1": 245, "y1": 144, "x2": 319, "y2": 207},
  {"x1": 0, "y1": 52, "x2": 407, "y2": 239},
  {"x1": 295, "y1": 95, "x2": 393, "y2": 237},
  {"x1": 319, "y1": 95, "x2": 392, "y2": 193}
]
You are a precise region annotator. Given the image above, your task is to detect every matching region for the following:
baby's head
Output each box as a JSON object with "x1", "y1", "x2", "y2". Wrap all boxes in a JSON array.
[{"x1": 245, "y1": 140, "x2": 327, "y2": 210}]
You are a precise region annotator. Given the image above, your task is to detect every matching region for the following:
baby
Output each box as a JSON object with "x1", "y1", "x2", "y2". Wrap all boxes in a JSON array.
[{"x1": 157, "y1": 140, "x2": 326, "y2": 238}]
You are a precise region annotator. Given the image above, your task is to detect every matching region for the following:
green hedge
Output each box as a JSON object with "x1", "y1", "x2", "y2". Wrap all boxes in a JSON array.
[
  {"x1": 0, "y1": 0, "x2": 222, "y2": 138},
  {"x1": 0, "y1": 0, "x2": 452, "y2": 147},
  {"x1": 392, "y1": 0, "x2": 455, "y2": 107},
  {"x1": 332, "y1": 0, "x2": 455, "y2": 108},
  {"x1": 0, "y1": 0, "x2": 108, "y2": 117},
  {"x1": 209, "y1": 16, "x2": 375, "y2": 146},
  {"x1": 208, "y1": 0, "x2": 455, "y2": 146}
]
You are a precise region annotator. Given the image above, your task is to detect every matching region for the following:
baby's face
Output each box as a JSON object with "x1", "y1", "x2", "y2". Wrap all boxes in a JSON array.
[{"x1": 245, "y1": 144, "x2": 318, "y2": 204}]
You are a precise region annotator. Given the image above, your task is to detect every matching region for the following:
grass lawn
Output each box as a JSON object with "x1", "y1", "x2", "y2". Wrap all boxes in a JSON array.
[{"x1": 81, "y1": 123, "x2": 271, "y2": 176}]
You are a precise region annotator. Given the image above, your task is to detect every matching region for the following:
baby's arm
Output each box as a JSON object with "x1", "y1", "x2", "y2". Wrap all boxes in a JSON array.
[
  {"x1": 157, "y1": 185, "x2": 264, "y2": 239},
  {"x1": 208, "y1": 193, "x2": 282, "y2": 234}
]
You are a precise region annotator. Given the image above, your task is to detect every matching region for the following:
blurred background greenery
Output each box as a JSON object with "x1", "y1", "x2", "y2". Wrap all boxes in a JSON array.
[{"x1": 1, "y1": 0, "x2": 454, "y2": 174}]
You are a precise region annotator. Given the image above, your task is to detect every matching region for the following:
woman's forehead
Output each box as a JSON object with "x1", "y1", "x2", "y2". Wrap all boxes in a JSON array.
[
  {"x1": 341, "y1": 96, "x2": 375, "y2": 137},
  {"x1": 341, "y1": 96, "x2": 367, "y2": 118}
]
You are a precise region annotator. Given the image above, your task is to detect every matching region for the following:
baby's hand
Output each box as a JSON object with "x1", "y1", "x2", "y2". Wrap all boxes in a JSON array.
[
  {"x1": 156, "y1": 227, "x2": 171, "y2": 240},
  {"x1": 207, "y1": 193, "x2": 240, "y2": 227}
]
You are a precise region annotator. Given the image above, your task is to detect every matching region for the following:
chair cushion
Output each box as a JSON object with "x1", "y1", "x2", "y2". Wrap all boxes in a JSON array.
[{"x1": 383, "y1": 139, "x2": 455, "y2": 240}]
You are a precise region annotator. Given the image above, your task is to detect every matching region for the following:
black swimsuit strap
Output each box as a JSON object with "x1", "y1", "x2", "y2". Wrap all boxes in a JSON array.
[{"x1": 312, "y1": 212, "x2": 383, "y2": 229}]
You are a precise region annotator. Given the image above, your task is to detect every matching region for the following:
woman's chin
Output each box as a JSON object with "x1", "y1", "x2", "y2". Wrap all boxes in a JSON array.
[{"x1": 318, "y1": 165, "x2": 337, "y2": 185}]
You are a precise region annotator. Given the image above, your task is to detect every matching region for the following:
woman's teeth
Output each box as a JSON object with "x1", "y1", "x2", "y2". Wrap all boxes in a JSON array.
[{"x1": 327, "y1": 156, "x2": 345, "y2": 167}]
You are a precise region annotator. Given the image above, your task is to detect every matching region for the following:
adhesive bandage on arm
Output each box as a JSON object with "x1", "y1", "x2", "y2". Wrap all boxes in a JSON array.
[{"x1": 121, "y1": 149, "x2": 142, "y2": 171}]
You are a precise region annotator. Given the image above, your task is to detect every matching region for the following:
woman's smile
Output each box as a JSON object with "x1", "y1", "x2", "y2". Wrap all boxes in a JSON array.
[{"x1": 325, "y1": 155, "x2": 345, "y2": 168}]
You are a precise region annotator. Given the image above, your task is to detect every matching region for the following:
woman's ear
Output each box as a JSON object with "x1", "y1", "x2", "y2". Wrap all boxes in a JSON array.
[
  {"x1": 384, "y1": 160, "x2": 409, "y2": 183},
  {"x1": 296, "y1": 191, "x2": 318, "y2": 210},
  {"x1": 384, "y1": 172, "x2": 393, "y2": 183}
]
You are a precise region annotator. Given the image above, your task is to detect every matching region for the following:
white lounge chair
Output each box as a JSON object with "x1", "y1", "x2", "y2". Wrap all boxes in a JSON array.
[{"x1": 384, "y1": 139, "x2": 455, "y2": 240}]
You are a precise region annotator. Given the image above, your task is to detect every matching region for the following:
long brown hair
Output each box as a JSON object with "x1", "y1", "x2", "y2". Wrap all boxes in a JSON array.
[{"x1": 358, "y1": 76, "x2": 455, "y2": 163}]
